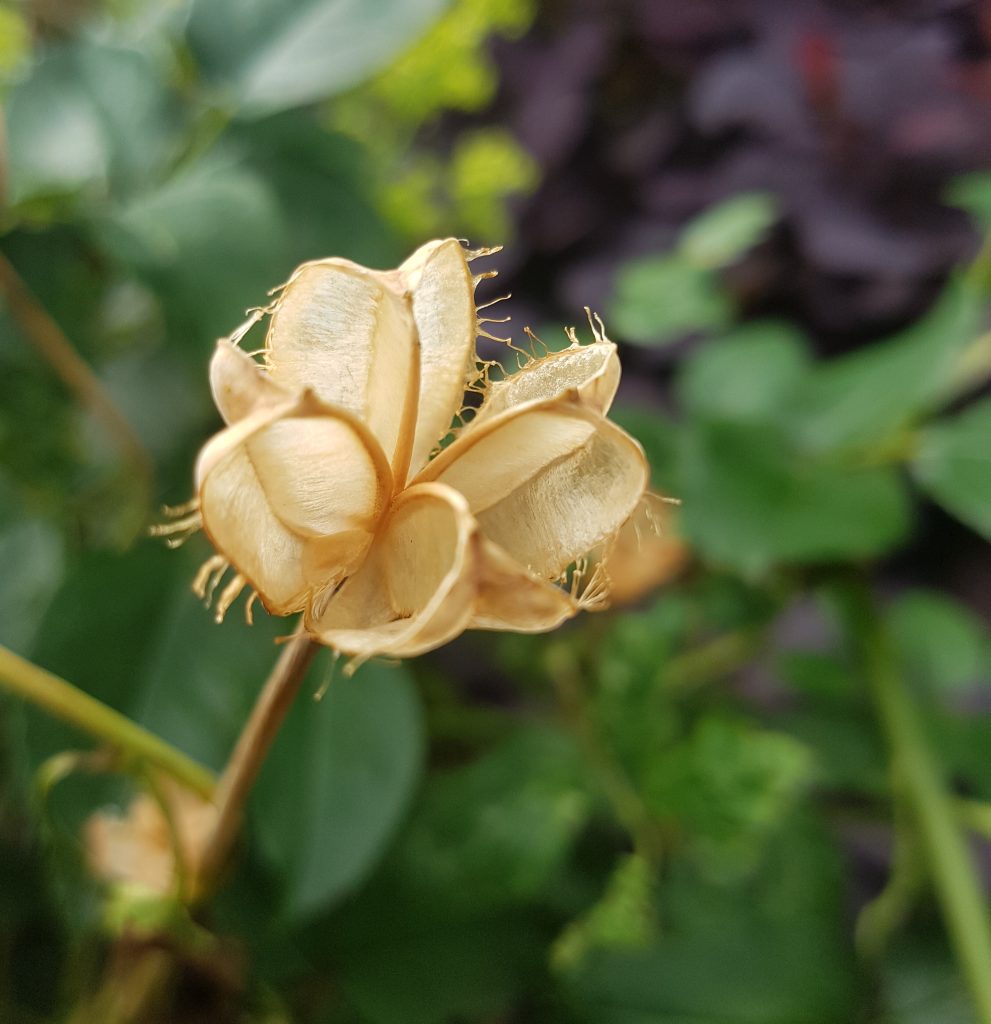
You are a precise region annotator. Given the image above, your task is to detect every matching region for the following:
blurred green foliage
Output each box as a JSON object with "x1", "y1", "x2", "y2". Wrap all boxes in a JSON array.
[
  {"x1": 332, "y1": 0, "x2": 537, "y2": 242},
  {"x1": 609, "y1": 193, "x2": 777, "y2": 345},
  {"x1": 1, "y1": 2, "x2": 991, "y2": 1024}
]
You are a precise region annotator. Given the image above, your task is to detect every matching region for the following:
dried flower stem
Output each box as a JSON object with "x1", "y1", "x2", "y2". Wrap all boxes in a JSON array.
[
  {"x1": 0, "y1": 250, "x2": 153, "y2": 488},
  {"x1": 0, "y1": 643, "x2": 215, "y2": 799},
  {"x1": 192, "y1": 624, "x2": 319, "y2": 902},
  {"x1": 68, "y1": 947, "x2": 176, "y2": 1024},
  {"x1": 65, "y1": 628, "x2": 318, "y2": 1024}
]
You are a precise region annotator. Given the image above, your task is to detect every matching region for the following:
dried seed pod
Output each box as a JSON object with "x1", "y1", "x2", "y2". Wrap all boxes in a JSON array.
[{"x1": 169, "y1": 240, "x2": 674, "y2": 665}]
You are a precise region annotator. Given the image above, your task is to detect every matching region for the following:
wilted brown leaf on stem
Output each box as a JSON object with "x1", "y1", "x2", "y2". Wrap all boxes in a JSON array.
[
  {"x1": 85, "y1": 778, "x2": 218, "y2": 899},
  {"x1": 602, "y1": 493, "x2": 688, "y2": 606}
]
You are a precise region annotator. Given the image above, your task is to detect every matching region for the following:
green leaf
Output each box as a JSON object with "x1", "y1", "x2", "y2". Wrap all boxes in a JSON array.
[
  {"x1": 564, "y1": 818, "x2": 858, "y2": 1024},
  {"x1": 0, "y1": 226, "x2": 109, "y2": 361},
  {"x1": 783, "y1": 706, "x2": 888, "y2": 797},
  {"x1": 253, "y1": 658, "x2": 424, "y2": 921},
  {"x1": 643, "y1": 717, "x2": 812, "y2": 879},
  {"x1": 679, "y1": 192, "x2": 777, "y2": 270},
  {"x1": 0, "y1": 6, "x2": 31, "y2": 84},
  {"x1": 593, "y1": 599, "x2": 691, "y2": 781},
  {"x1": 599, "y1": 594, "x2": 690, "y2": 691},
  {"x1": 130, "y1": 568, "x2": 287, "y2": 772},
  {"x1": 678, "y1": 418, "x2": 911, "y2": 575},
  {"x1": 883, "y1": 932, "x2": 978, "y2": 1024},
  {"x1": 187, "y1": 0, "x2": 451, "y2": 117},
  {"x1": 933, "y1": 715, "x2": 991, "y2": 801},
  {"x1": 93, "y1": 158, "x2": 289, "y2": 351},
  {"x1": 236, "y1": 112, "x2": 400, "y2": 269},
  {"x1": 395, "y1": 728, "x2": 589, "y2": 912},
  {"x1": 945, "y1": 171, "x2": 991, "y2": 226},
  {"x1": 0, "y1": 517, "x2": 64, "y2": 655},
  {"x1": 677, "y1": 320, "x2": 812, "y2": 421},
  {"x1": 5, "y1": 50, "x2": 106, "y2": 204},
  {"x1": 569, "y1": 925, "x2": 851, "y2": 1024},
  {"x1": 552, "y1": 854, "x2": 656, "y2": 972},
  {"x1": 792, "y1": 281, "x2": 984, "y2": 453},
  {"x1": 368, "y1": 0, "x2": 534, "y2": 121},
  {"x1": 609, "y1": 405, "x2": 679, "y2": 483},
  {"x1": 327, "y1": 728, "x2": 582, "y2": 1023},
  {"x1": 17, "y1": 544, "x2": 189, "y2": 838},
  {"x1": 450, "y1": 127, "x2": 539, "y2": 240},
  {"x1": 609, "y1": 254, "x2": 732, "y2": 346},
  {"x1": 27, "y1": 545, "x2": 185, "y2": 758},
  {"x1": 5, "y1": 41, "x2": 176, "y2": 208},
  {"x1": 336, "y1": 894, "x2": 546, "y2": 1024},
  {"x1": 779, "y1": 626, "x2": 888, "y2": 798},
  {"x1": 912, "y1": 397, "x2": 991, "y2": 540},
  {"x1": 888, "y1": 590, "x2": 988, "y2": 695},
  {"x1": 609, "y1": 194, "x2": 777, "y2": 345},
  {"x1": 777, "y1": 651, "x2": 857, "y2": 702}
]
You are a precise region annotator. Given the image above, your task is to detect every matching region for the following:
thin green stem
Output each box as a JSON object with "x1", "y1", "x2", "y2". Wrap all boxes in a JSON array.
[
  {"x1": 169, "y1": 103, "x2": 233, "y2": 176},
  {"x1": 947, "y1": 329, "x2": 991, "y2": 400},
  {"x1": 965, "y1": 229, "x2": 991, "y2": 294},
  {"x1": 956, "y1": 798, "x2": 991, "y2": 840},
  {"x1": 844, "y1": 587, "x2": 991, "y2": 1024},
  {"x1": 663, "y1": 628, "x2": 764, "y2": 691},
  {"x1": 855, "y1": 798, "x2": 924, "y2": 960},
  {"x1": 545, "y1": 642, "x2": 664, "y2": 866},
  {"x1": 850, "y1": 428, "x2": 922, "y2": 469},
  {"x1": 0, "y1": 644, "x2": 215, "y2": 800}
]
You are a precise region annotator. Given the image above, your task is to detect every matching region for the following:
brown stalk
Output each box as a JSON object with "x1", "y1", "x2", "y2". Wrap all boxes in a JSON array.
[
  {"x1": 192, "y1": 624, "x2": 320, "y2": 903},
  {"x1": 0, "y1": 250, "x2": 154, "y2": 488},
  {"x1": 72, "y1": 625, "x2": 319, "y2": 1024}
]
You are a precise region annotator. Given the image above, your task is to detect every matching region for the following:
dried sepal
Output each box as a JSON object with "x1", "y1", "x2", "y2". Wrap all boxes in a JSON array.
[{"x1": 84, "y1": 777, "x2": 217, "y2": 899}]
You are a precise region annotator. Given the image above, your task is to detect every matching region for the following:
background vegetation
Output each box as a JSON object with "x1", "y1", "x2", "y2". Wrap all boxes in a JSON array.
[{"x1": 2, "y1": 1, "x2": 991, "y2": 1022}]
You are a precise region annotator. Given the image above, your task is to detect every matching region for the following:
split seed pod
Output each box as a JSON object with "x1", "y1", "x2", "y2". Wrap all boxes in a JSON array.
[{"x1": 159, "y1": 240, "x2": 674, "y2": 667}]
